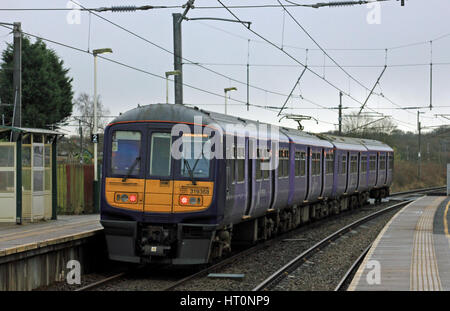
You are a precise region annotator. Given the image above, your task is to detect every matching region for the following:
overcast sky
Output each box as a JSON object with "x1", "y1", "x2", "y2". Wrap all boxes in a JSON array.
[{"x1": 1, "y1": 0, "x2": 449, "y2": 135}]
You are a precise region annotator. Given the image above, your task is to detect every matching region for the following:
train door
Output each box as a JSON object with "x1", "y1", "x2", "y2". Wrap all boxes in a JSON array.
[
  {"x1": 320, "y1": 149, "x2": 325, "y2": 198},
  {"x1": 145, "y1": 130, "x2": 174, "y2": 213},
  {"x1": 244, "y1": 138, "x2": 254, "y2": 217},
  {"x1": 305, "y1": 147, "x2": 311, "y2": 201},
  {"x1": 344, "y1": 151, "x2": 349, "y2": 194},
  {"x1": 225, "y1": 137, "x2": 236, "y2": 219}
]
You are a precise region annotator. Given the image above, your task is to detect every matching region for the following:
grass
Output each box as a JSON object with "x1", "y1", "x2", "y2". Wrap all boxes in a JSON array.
[{"x1": 391, "y1": 159, "x2": 446, "y2": 192}]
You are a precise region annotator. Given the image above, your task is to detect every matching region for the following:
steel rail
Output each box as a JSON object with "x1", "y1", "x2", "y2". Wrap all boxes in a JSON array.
[
  {"x1": 334, "y1": 243, "x2": 372, "y2": 291},
  {"x1": 252, "y1": 199, "x2": 412, "y2": 291},
  {"x1": 76, "y1": 186, "x2": 443, "y2": 291}
]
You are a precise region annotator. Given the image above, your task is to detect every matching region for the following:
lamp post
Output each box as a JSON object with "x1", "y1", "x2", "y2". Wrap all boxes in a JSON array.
[
  {"x1": 165, "y1": 70, "x2": 181, "y2": 104},
  {"x1": 224, "y1": 87, "x2": 237, "y2": 115},
  {"x1": 92, "y1": 48, "x2": 112, "y2": 212}
]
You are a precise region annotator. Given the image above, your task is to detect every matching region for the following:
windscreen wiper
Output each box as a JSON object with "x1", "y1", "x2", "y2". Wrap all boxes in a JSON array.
[
  {"x1": 183, "y1": 158, "x2": 197, "y2": 185},
  {"x1": 122, "y1": 156, "x2": 141, "y2": 182}
]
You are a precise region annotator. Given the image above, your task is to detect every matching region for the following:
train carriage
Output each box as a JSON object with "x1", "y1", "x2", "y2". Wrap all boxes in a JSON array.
[{"x1": 100, "y1": 103, "x2": 394, "y2": 265}]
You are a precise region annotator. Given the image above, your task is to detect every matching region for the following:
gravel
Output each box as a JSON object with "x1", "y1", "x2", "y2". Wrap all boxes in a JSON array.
[
  {"x1": 37, "y1": 199, "x2": 405, "y2": 291},
  {"x1": 171, "y1": 201, "x2": 403, "y2": 291}
]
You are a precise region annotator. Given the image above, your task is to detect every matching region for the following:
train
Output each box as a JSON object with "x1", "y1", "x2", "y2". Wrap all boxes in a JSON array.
[{"x1": 100, "y1": 103, "x2": 393, "y2": 265}]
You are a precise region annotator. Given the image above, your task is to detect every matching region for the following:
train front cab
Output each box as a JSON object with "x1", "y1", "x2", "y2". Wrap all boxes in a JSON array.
[{"x1": 100, "y1": 122, "x2": 220, "y2": 264}]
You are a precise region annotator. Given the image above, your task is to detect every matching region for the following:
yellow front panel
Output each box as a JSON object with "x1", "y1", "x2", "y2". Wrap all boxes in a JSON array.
[
  {"x1": 144, "y1": 179, "x2": 173, "y2": 213},
  {"x1": 172, "y1": 181, "x2": 214, "y2": 213},
  {"x1": 105, "y1": 178, "x2": 145, "y2": 211}
]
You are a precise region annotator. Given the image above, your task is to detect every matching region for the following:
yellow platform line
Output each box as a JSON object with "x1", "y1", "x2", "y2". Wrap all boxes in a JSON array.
[
  {"x1": 410, "y1": 197, "x2": 443, "y2": 291},
  {"x1": 347, "y1": 198, "x2": 422, "y2": 291}
]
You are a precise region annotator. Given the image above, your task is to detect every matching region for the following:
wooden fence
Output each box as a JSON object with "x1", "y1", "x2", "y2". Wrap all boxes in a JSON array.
[{"x1": 57, "y1": 163, "x2": 95, "y2": 214}]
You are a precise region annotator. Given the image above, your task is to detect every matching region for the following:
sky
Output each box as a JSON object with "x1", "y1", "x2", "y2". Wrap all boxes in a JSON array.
[{"x1": 0, "y1": 0, "x2": 449, "y2": 135}]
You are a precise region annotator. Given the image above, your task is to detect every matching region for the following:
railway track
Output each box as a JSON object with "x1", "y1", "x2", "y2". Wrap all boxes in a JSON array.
[
  {"x1": 75, "y1": 186, "x2": 444, "y2": 291},
  {"x1": 252, "y1": 199, "x2": 411, "y2": 291}
]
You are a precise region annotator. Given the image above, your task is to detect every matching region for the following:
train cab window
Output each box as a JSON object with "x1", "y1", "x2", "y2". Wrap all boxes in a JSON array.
[
  {"x1": 149, "y1": 133, "x2": 172, "y2": 177},
  {"x1": 361, "y1": 156, "x2": 367, "y2": 173},
  {"x1": 340, "y1": 155, "x2": 347, "y2": 175},
  {"x1": 110, "y1": 130, "x2": 141, "y2": 176},
  {"x1": 180, "y1": 134, "x2": 211, "y2": 178}
]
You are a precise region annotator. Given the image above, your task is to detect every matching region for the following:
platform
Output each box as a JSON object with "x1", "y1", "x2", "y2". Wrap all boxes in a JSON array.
[
  {"x1": 349, "y1": 195, "x2": 450, "y2": 291},
  {"x1": 0, "y1": 214, "x2": 102, "y2": 258}
]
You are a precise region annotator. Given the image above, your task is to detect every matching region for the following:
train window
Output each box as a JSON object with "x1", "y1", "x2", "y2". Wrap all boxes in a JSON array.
[
  {"x1": 180, "y1": 135, "x2": 211, "y2": 178},
  {"x1": 340, "y1": 155, "x2": 347, "y2": 175},
  {"x1": 256, "y1": 159, "x2": 262, "y2": 180},
  {"x1": 361, "y1": 156, "x2": 367, "y2": 173},
  {"x1": 369, "y1": 155, "x2": 377, "y2": 171},
  {"x1": 311, "y1": 152, "x2": 321, "y2": 176},
  {"x1": 278, "y1": 149, "x2": 289, "y2": 177},
  {"x1": 149, "y1": 133, "x2": 172, "y2": 177},
  {"x1": 237, "y1": 159, "x2": 245, "y2": 182},
  {"x1": 380, "y1": 155, "x2": 386, "y2": 170},
  {"x1": 227, "y1": 159, "x2": 236, "y2": 183},
  {"x1": 295, "y1": 151, "x2": 301, "y2": 176},
  {"x1": 110, "y1": 130, "x2": 141, "y2": 176},
  {"x1": 389, "y1": 154, "x2": 394, "y2": 170},
  {"x1": 350, "y1": 155, "x2": 358, "y2": 174},
  {"x1": 326, "y1": 152, "x2": 334, "y2": 175},
  {"x1": 300, "y1": 152, "x2": 306, "y2": 176},
  {"x1": 262, "y1": 159, "x2": 270, "y2": 179}
]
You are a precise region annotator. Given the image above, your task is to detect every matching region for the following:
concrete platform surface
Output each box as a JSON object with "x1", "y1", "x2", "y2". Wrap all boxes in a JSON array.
[
  {"x1": 349, "y1": 196, "x2": 450, "y2": 291},
  {"x1": 0, "y1": 215, "x2": 103, "y2": 257}
]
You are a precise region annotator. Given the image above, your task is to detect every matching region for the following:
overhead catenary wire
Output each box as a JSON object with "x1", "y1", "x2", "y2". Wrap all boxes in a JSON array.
[
  {"x1": 0, "y1": 23, "x2": 338, "y2": 127},
  {"x1": 216, "y1": 0, "x2": 420, "y2": 128},
  {"x1": 67, "y1": 1, "x2": 331, "y2": 108}
]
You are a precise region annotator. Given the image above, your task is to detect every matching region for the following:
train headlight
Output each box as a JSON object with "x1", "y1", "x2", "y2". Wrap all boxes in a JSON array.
[
  {"x1": 115, "y1": 192, "x2": 138, "y2": 204},
  {"x1": 180, "y1": 195, "x2": 189, "y2": 205},
  {"x1": 179, "y1": 195, "x2": 202, "y2": 206},
  {"x1": 120, "y1": 194, "x2": 128, "y2": 202},
  {"x1": 129, "y1": 194, "x2": 137, "y2": 203}
]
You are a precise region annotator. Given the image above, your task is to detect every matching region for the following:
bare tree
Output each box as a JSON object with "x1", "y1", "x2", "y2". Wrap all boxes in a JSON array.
[
  {"x1": 74, "y1": 93, "x2": 110, "y2": 138},
  {"x1": 341, "y1": 112, "x2": 397, "y2": 135}
]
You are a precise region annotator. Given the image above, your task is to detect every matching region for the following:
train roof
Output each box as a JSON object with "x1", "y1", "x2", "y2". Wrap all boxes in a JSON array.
[
  {"x1": 318, "y1": 134, "x2": 367, "y2": 152},
  {"x1": 280, "y1": 127, "x2": 334, "y2": 148},
  {"x1": 357, "y1": 138, "x2": 394, "y2": 152},
  {"x1": 110, "y1": 104, "x2": 392, "y2": 151}
]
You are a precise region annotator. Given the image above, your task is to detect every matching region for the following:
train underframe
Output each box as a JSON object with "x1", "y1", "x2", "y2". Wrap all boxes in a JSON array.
[{"x1": 102, "y1": 186, "x2": 390, "y2": 265}]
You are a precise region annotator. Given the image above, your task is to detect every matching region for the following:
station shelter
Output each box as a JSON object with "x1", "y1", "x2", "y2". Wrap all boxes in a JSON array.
[{"x1": 0, "y1": 126, "x2": 61, "y2": 224}]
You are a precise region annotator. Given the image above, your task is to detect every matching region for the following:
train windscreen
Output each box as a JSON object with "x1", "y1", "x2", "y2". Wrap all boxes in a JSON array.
[
  {"x1": 180, "y1": 134, "x2": 211, "y2": 178},
  {"x1": 110, "y1": 130, "x2": 141, "y2": 176}
]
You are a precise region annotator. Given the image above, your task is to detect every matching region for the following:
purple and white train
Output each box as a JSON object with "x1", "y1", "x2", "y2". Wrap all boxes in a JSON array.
[{"x1": 100, "y1": 104, "x2": 393, "y2": 264}]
